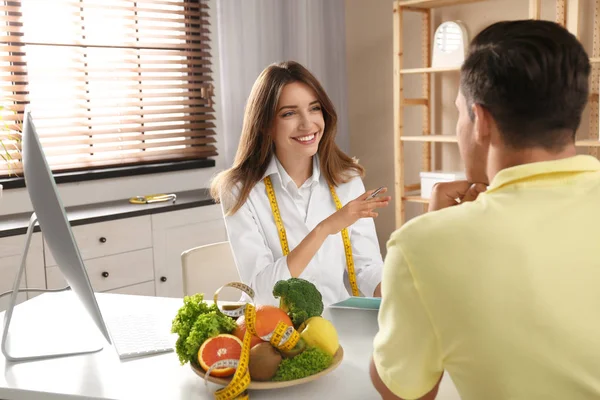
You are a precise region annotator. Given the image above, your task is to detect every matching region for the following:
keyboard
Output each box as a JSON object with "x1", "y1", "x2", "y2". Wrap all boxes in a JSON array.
[{"x1": 105, "y1": 312, "x2": 174, "y2": 360}]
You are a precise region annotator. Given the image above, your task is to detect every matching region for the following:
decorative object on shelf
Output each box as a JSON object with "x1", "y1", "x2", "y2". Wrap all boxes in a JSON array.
[
  {"x1": 431, "y1": 21, "x2": 469, "y2": 69},
  {"x1": 420, "y1": 170, "x2": 467, "y2": 199}
]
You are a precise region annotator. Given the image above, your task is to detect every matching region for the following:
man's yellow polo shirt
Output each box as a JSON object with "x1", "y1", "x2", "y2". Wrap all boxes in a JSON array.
[{"x1": 373, "y1": 155, "x2": 600, "y2": 400}]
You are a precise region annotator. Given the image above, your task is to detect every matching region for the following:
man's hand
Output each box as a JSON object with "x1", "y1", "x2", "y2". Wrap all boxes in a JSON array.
[
  {"x1": 428, "y1": 181, "x2": 487, "y2": 212},
  {"x1": 374, "y1": 283, "x2": 382, "y2": 298}
]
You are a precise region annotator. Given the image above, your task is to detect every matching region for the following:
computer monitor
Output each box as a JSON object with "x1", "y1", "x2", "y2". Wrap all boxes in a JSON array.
[{"x1": 1, "y1": 107, "x2": 112, "y2": 362}]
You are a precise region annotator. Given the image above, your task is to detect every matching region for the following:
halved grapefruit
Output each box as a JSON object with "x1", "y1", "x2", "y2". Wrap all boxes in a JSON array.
[{"x1": 198, "y1": 334, "x2": 243, "y2": 377}]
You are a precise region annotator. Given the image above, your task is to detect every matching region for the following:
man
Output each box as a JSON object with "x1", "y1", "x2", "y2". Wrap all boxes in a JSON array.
[{"x1": 370, "y1": 19, "x2": 600, "y2": 400}]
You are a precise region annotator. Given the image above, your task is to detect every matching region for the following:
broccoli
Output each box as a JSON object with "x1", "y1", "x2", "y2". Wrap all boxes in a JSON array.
[
  {"x1": 272, "y1": 278, "x2": 324, "y2": 328},
  {"x1": 272, "y1": 347, "x2": 333, "y2": 381}
]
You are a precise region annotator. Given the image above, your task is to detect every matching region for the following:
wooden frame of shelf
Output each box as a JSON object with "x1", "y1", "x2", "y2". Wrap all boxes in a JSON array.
[
  {"x1": 400, "y1": 66, "x2": 460, "y2": 74},
  {"x1": 402, "y1": 195, "x2": 430, "y2": 204},
  {"x1": 400, "y1": 135, "x2": 600, "y2": 147},
  {"x1": 394, "y1": 0, "x2": 595, "y2": 228},
  {"x1": 398, "y1": 0, "x2": 486, "y2": 8}
]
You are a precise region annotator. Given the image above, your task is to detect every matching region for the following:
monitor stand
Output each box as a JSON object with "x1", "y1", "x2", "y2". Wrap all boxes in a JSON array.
[{"x1": 1, "y1": 213, "x2": 104, "y2": 362}]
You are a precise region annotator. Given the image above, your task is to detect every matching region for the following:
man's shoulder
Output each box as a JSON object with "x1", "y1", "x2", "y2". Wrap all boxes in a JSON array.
[{"x1": 389, "y1": 199, "x2": 486, "y2": 251}]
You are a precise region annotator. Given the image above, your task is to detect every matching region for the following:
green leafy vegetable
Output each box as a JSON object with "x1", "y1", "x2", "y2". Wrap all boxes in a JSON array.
[
  {"x1": 272, "y1": 347, "x2": 333, "y2": 381},
  {"x1": 171, "y1": 293, "x2": 236, "y2": 365},
  {"x1": 272, "y1": 278, "x2": 324, "y2": 328}
]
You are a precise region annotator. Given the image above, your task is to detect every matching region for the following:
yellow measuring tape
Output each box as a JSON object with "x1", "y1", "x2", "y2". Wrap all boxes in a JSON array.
[
  {"x1": 128, "y1": 193, "x2": 177, "y2": 204},
  {"x1": 263, "y1": 176, "x2": 360, "y2": 297},
  {"x1": 205, "y1": 282, "x2": 300, "y2": 400}
]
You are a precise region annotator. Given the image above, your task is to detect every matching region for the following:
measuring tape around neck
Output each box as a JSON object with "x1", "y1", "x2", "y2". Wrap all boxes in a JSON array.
[
  {"x1": 263, "y1": 176, "x2": 360, "y2": 297},
  {"x1": 205, "y1": 282, "x2": 300, "y2": 399}
]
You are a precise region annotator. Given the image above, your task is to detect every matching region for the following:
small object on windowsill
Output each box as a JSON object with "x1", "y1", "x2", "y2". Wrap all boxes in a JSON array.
[{"x1": 129, "y1": 193, "x2": 177, "y2": 205}]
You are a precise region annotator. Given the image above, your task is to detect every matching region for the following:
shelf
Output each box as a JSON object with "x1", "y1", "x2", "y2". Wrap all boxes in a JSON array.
[
  {"x1": 403, "y1": 195, "x2": 429, "y2": 204},
  {"x1": 400, "y1": 66, "x2": 460, "y2": 74},
  {"x1": 400, "y1": 57, "x2": 600, "y2": 75},
  {"x1": 575, "y1": 140, "x2": 600, "y2": 147},
  {"x1": 398, "y1": 0, "x2": 486, "y2": 8},
  {"x1": 401, "y1": 135, "x2": 457, "y2": 142},
  {"x1": 401, "y1": 59, "x2": 599, "y2": 74},
  {"x1": 400, "y1": 136, "x2": 600, "y2": 147}
]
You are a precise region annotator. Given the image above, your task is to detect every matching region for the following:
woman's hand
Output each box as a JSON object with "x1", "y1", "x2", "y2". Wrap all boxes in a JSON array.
[{"x1": 320, "y1": 188, "x2": 391, "y2": 236}]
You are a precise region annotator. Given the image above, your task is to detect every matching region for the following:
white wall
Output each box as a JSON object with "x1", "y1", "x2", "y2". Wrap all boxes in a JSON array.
[
  {"x1": 345, "y1": 0, "x2": 424, "y2": 255},
  {"x1": 345, "y1": 0, "x2": 596, "y2": 254},
  {"x1": 0, "y1": 0, "x2": 225, "y2": 216}
]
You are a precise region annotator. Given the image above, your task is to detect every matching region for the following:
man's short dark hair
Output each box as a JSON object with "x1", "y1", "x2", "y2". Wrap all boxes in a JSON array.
[{"x1": 460, "y1": 20, "x2": 591, "y2": 150}]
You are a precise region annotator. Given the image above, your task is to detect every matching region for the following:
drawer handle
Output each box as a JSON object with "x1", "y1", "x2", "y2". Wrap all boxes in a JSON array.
[
  {"x1": 102, "y1": 271, "x2": 109, "y2": 278},
  {"x1": 160, "y1": 276, "x2": 167, "y2": 282},
  {"x1": 99, "y1": 237, "x2": 107, "y2": 243}
]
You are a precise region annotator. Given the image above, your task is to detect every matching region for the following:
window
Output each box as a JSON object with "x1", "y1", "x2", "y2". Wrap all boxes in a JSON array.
[{"x1": 0, "y1": 0, "x2": 216, "y2": 179}]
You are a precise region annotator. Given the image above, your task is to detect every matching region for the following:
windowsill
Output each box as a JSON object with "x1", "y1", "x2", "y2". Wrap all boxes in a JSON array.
[
  {"x1": 0, "y1": 188, "x2": 217, "y2": 237},
  {"x1": 0, "y1": 158, "x2": 216, "y2": 190}
]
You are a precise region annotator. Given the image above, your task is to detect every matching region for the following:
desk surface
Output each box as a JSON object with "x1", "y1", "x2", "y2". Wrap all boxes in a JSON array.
[{"x1": 0, "y1": 292, "x2": 461, "y2": 400}]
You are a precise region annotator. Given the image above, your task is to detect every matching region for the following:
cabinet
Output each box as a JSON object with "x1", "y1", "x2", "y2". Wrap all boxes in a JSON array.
[
  {"x1": 44, "y1": 216, "x2": 152, "y2": 267},
  {"x1": 152, "y1": 205, "x2": 228, "y2": 298},
  {"x1": 0, "y1": 204, "x2": 227, "y2": 311},
  {"x1": 0, "y1": 232, "x2": 45, "y2": 311},
  {"x1": 46, "y1": 249, "x2": 155, "y2": 293}
]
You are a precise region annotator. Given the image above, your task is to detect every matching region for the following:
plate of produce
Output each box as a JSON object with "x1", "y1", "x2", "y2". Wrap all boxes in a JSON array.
[
  {"x1": 190, "y1": 343, "x2": 343, "y2": 389},
  {"x1": 171, "y1": 278, "x2": 343, "y2": 395}
]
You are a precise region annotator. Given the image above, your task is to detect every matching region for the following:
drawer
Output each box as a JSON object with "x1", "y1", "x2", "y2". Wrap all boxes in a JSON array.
[
  {"x1": 106, "y1": 281, "x2": 155, "y2": 296},
  {"x1": 44, "y1": 216, "x2": 152, "y2": 267},
  {"x1": 46, "y1": 248, "x2": 154, "y2": 293},
  {"x1": 0, "y1": 232, "x2": 42, "y2": 258}
]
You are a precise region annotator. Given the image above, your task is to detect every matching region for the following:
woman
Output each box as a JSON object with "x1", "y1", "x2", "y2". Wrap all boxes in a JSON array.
[{"x1": 210, "y1": 61, "x2": 390, "y2": 307}]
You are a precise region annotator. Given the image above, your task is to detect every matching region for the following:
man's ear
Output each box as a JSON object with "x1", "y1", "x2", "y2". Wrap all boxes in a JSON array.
[{"x1": 472, "y1": 103, "x2": 492, "y2": 146}]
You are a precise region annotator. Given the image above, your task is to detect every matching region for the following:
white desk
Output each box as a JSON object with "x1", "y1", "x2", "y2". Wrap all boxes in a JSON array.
[{"x1": 0, "y1": 292, "x2": 461, "y2": 400}]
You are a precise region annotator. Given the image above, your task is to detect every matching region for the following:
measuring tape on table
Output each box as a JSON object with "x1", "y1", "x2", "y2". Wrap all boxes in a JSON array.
[
  {"x1": 204, "y1": 282, "x2": 300, "y2": 400},
  {"x1": 264, "y1": 176, "x2": 360, "y2": 297}
]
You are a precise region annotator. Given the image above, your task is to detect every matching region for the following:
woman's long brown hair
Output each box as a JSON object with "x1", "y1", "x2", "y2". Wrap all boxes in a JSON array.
[{"x1": 210, "y1": 61, "x2": 364, "y2": 215}]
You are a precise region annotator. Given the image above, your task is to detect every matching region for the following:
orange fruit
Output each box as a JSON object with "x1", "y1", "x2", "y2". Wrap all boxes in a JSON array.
[
  {"x1": 233, "y1": 305, "x2": 293, "y2": 346},
  {"x1": 233, "y1": 325, "x2": 263, "y2": 349},
  {"x1": 198, "y1": 334, "x2": 243, "y2": 377}
]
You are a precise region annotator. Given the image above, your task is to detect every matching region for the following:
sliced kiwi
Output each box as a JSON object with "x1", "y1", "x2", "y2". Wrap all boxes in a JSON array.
[{"x1": 278, "y1": 338, "x2": 307, "y2": 359}]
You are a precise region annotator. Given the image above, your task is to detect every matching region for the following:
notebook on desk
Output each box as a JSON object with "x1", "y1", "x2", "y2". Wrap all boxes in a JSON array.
[{"x1": 329, "y1": 296, "x2": 381, "y2": 311}]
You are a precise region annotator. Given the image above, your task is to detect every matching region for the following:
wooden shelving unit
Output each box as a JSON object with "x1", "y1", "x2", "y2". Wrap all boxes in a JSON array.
[
  {"x1": 400, "y1": 135, "x2": 600, "y2": 147},
  {"x1": 400, "y1": 66, "x2": 460, "y2": 74},
  {"x1": 398, "y1": 0, "x2": 486, "y2": 8},
  {"x1": 393, "y1": 0, "x2": 598, "y2": 226}
]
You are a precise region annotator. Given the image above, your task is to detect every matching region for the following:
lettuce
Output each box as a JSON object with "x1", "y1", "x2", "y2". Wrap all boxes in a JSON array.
[{"x1": 171, "y1": 293, "x2": 236, "y2": 365}]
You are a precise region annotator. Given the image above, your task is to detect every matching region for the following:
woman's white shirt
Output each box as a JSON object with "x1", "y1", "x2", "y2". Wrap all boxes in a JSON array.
[{"x1": 221, "y1": 156, "x2": 383, "y2": 307}]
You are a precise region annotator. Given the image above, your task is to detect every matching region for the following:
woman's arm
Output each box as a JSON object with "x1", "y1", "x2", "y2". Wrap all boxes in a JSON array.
[
  {"x1": 346, "y1": 178, "x2": 388, "y2": 297},
  {"x1": 289, "y1": 184, "x2": 390, "y2": 278},
  {"x1": 224, "y1": 187, "x2": 389, "y2": 302},
  {"x1": 286, "y1": 223, "x2": 329, "y2": 277}
]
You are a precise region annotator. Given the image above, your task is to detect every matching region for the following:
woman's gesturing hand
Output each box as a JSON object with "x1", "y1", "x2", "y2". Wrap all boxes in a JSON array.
[{"x1": 321, "y1": 187, "x2": 391, "y2": 236}]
